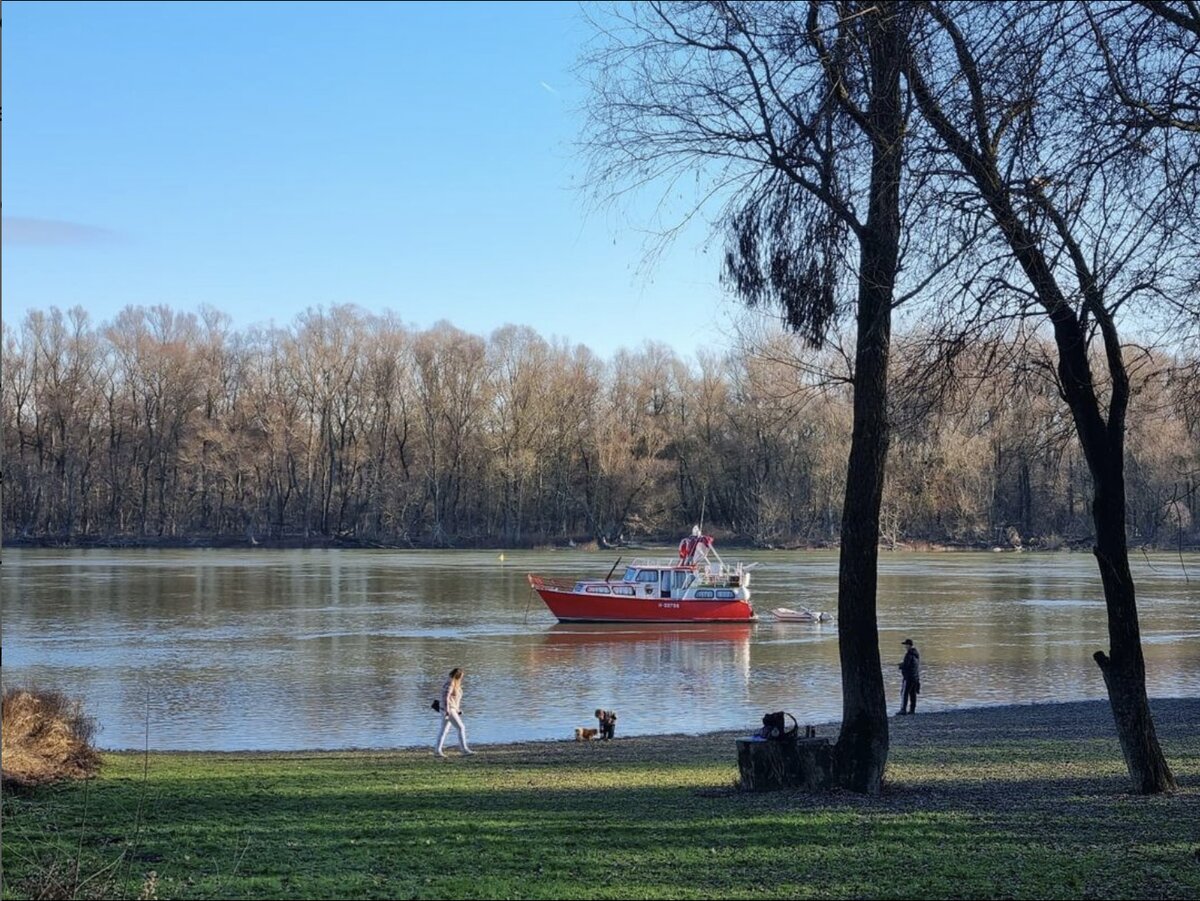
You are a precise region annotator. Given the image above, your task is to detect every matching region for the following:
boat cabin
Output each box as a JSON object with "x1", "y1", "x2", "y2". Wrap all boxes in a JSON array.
[
  {"x1": 620, "y1": 565, "x2": 698, "y2": 599},
  {"x1": 572, "y1": 558, "x2": 750, "y2": 601}
]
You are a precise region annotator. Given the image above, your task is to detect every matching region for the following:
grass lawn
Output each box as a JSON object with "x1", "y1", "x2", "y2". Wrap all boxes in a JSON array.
[{"x1": 3, "y1": 699, "x2": 1198, "y2": 900}]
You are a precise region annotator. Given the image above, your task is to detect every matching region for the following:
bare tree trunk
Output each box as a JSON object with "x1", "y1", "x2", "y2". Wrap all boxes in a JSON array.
[
  {"x1": 1024, "y1": 254, "x2": 1176, "y2": 797},
  {"x1": 1090, "y1": 450, "x2": 1177, "y2": 792},
  {"x1": 1038, "y1": 237, "x2": 1174, "y2": 794},
  {"x1": 834, "y1": 250, "x2": 892, "y2": 793},
  {"x1": 833, "y1": 3, "x2": 904, "y2": 794}
]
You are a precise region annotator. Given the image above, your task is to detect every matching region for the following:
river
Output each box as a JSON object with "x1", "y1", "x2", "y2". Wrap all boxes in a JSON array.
[{"x1": 3, "y1": 548, "x2": 1197, "y2": 750}]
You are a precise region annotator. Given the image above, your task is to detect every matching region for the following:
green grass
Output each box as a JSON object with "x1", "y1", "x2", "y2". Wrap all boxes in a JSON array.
[{"x1": 3, "y1": 703, "x2": 1199, "y2": 900}]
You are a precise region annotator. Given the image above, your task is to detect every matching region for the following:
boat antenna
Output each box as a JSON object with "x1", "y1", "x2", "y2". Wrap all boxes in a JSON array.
[
  {"x1": 699, "y1": 491, "x2": 707, "y2": 534},
  {"x1": 605, "y1": 556, "x2": 622, "y2": 582}
]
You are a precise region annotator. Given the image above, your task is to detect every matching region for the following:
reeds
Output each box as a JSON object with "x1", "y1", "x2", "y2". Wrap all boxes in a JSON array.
[{"x1": 2, "y1": 687, "x2": 101, "y2": 788}]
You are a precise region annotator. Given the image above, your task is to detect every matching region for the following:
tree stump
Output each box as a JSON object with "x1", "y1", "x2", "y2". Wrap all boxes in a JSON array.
[{"x1": 736, "y1": 737, "x2": 833, "y2": 792}]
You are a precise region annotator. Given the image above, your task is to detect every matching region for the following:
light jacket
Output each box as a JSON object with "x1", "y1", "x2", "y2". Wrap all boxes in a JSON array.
[{"x1": 441, "y1": 679, "x2": 462, "y2": 715}]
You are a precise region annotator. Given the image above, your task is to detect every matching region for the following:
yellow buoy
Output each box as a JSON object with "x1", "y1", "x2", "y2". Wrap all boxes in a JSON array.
[{"x1": 498, "y1": 553, "x2": 506, "y2": 562}]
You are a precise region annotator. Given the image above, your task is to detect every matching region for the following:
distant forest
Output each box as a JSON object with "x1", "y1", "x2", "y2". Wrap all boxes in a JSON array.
[{"x1": 5, "y1": 303, "x2": 1200, "y2": 549}]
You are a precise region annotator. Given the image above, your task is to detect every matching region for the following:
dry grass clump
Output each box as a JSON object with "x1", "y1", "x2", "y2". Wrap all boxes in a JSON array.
[{"x1": 2, "y1": 687, "x2": 101, "y2": 788}]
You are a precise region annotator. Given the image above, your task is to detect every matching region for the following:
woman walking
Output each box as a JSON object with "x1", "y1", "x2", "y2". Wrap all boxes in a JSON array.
[{"x1": 435, "y1": 667, "x2": 474, "y2": 757}]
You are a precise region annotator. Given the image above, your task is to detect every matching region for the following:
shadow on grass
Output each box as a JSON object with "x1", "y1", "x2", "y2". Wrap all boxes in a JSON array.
[
  {"x1": 4, "y1": 698, "x2": 1199, "y2": 899},
  {"x1": 7, "y1": 771, "x2": 1199, "y2": 899}
]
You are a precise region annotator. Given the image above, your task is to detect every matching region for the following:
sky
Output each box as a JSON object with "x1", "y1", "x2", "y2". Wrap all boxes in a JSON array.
[{"x1": 1, "y1": 1, "x2": 748, "y2": 359}]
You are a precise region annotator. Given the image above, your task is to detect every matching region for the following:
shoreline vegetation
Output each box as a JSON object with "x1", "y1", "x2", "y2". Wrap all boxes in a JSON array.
[
  {"x1": 2, "y1": 533, "x2": 1141, "y2": 553},
  {"x1": 3, "y1": 698, "x2": 1197, "y2": 899},
  {"x1": 8, "y1": 306, "x2": 1200, "y2": 560}
]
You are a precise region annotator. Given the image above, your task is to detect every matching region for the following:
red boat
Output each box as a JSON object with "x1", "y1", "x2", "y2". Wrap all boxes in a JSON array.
[{"x1": 527, "y1": 531, "x2": 757, "y2": 623}]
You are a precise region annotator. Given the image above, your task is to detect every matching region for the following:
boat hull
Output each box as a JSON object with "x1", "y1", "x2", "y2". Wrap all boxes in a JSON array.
[{"x1": 531, "y1": 585, "x2": 756, "y2": 623}]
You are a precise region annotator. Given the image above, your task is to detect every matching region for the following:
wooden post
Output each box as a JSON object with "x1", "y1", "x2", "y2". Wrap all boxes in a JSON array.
[{"x1": 736, "y1": 737, "x2": 834, "y2": 792}]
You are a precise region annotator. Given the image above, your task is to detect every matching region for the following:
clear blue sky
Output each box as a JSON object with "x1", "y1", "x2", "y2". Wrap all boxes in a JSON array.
[{"x1": 2, "y1": 1, "x2": 744, "y2": 359}]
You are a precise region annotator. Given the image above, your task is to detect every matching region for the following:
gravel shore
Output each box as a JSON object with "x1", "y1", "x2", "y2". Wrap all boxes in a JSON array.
[{"x1": 471, "y1": 696, "x2": 1199, "y2": 766}]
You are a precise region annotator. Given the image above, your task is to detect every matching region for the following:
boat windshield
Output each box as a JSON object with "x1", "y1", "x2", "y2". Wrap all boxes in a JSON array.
[{"x1": 621, "y1": 566, "x2": 638, "y2": 582}]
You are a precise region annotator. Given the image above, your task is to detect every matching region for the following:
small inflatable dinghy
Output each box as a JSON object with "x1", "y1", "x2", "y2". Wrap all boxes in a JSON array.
[{"x1": 772, "y1": 606, "x2": 831, "y2": 623}]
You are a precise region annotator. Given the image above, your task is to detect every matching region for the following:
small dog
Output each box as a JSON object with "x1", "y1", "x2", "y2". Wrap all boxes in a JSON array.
[
  {"x1": 575, "y1": 727, "x2": 599, "y2": 741},
  {"x1": 595, "y1": 708, "x2": 618, "y2": 740}
]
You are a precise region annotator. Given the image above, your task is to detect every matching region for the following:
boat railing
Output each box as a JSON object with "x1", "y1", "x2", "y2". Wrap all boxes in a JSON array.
[
  {"x1": 526, "y1": 574, "x2": 578, "y2": 591},
  {"x1": 630, "y1": 557, "x2": 692, "y2": 569},
  {"x1": 628, "y1": 557, "x2": 748, "y2": 574}
]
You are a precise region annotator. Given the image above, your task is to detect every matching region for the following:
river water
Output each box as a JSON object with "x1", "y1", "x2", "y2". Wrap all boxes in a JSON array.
[{"x1": 3, "y1": 548, "x2": 1197, "y2": 750}]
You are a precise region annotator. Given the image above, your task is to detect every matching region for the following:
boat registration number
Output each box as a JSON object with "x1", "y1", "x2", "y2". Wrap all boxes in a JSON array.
[{"x1": 658, "y1": 602, "x2": 680, "y2": 609}]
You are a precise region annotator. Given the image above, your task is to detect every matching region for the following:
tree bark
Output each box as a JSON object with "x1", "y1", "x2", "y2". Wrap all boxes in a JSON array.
[
  {"x1": 833, "y1": 2, "x2": 904, "y2": 795},
  {"x1": 1089, "y1": 455, "x2": 1177, "y2": 792},
  {"x1": 834, "y1": 234, "x2": 894, "y2": 794}
]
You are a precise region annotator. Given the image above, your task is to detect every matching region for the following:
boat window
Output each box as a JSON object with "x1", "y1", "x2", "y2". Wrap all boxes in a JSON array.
[
  {"x1": 635, "y1": 570, "x2": 659, "y2": 583},
  {"x1": 586, "y1": 585, "x2": 612, "y2": 594},
  {"x1": 716, "y1": 589, "x2": 736, "y2": 599},
  {"x1": 695, "y1": 589, "x2": 715, "y2": 599},
  {"x1": 622, "y1": 567, "x2": 638, "y2": 582},
  {"x1": 612, "y1": 586, "x2": 635, "y2": 596}
]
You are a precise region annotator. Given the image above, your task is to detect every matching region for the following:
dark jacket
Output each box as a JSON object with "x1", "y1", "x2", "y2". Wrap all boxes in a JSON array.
[{"x1": 900, "y1": 647, "x2": 920, "y2": 683}]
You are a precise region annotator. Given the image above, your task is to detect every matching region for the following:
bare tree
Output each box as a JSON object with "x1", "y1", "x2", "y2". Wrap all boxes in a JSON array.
[
  {"x1": 901, "y1": 0, "x2": 1199, "y2": 792},
  {"x1": 488, "y1": 325, "x2": 553, "y2": 542}
]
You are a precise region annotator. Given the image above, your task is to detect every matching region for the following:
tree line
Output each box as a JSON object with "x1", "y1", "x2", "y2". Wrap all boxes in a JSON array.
[{"x1": 5, "y1": 303, "x2": 1199, "y2": 549}]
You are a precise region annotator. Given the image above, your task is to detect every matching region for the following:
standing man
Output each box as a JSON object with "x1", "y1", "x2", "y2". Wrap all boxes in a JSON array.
[{"x1": 897, "y1": 638, "x2": 920, "y2": 715}]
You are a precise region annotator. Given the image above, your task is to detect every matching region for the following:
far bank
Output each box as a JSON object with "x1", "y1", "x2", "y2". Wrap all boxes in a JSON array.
[{"x1": 0, "y1": 531, "x2": 1137, "y2": 553}]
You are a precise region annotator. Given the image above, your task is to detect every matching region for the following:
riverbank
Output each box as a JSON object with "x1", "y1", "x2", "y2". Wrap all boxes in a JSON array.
[
  {"x1": 0, "y1": 532, "x2": 1115, "y2": 552},
  {"x1": 3, "y1": 699, "x2": 1197, "y2": 900}
]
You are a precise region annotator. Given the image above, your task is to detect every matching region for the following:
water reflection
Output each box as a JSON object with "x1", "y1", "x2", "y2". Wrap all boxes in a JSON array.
[
  {"x1": 3, "y1": 548, "x2": 1197, "y2": 749},
  {"x1": 529, "y1": 624, "x2": 754, "y2": 732}
]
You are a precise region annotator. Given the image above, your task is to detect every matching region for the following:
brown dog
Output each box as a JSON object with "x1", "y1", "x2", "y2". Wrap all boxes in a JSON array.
[{"x1": 575, "y1": 727, "x2": 599, "y2": 741}]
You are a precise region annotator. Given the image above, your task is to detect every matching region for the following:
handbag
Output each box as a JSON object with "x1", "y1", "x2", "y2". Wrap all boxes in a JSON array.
[{"x1": 759, "y1": 711, "x2": 799, "y2": 741}]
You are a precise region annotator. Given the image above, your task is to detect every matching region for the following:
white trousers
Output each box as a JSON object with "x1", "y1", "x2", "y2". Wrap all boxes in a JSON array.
[{"x1": 436, "y1": 710, "x2": 470, "y2": 753}]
